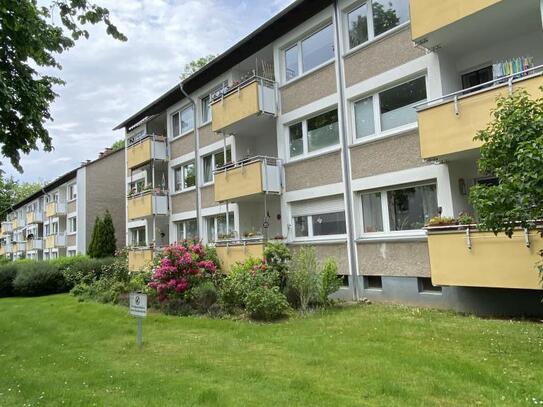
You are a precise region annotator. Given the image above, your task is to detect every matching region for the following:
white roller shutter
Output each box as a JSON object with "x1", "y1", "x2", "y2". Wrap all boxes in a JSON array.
[{"x1": 290, "y1": 195, "x2": 345, "y2": 217}]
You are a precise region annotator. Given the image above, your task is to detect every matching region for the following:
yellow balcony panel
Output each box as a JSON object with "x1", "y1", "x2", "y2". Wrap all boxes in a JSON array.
[
  {"x1": 215, "y1": 242, "x2": 265, "y2": 272},
  {"x1": 46, "y1": 202, "x2": 66, "y2": 218},
  {"x1": 410, "y1": 0, "x2": 501, "y2": 44},
  {"x1": 127, "y1": 192, "x2": 168, "y2": 220},
  {"x1": 13, "y1": 218, "x2": 26, "y2": 230},
  {"x1": 211, "y1": 78, "x2": 277, "y2": 133},
  {"x1": 0, "y1": 246, "x2": 4, "y2": 256},
  {"x1": 418, "y1": 73, "x2": 543, "y2": 160},
  {"x1": 126, "y1": 136, "x2": 167, "y2": 169},
  {"x1": 26, "y1": 212, "x2": 44, "y2": 224},
  {"x1": 45, "y1": 234, "x2": 66, "y2": 249},
  {"x1": 1, "y1": 222, "x2": 12, "y2": 235},
  {"x1": 128, "y1": 249, "x2": 154, "y2": 272},
  {"x1": 214, "y1": 158, "x2": 282, "y2": 202},
  {"x1": 427, "y1": 229, "x2": 543, "y2": 290},
  {"x1": 26, "y1": 239, "x2": 44, "y2": 251}
]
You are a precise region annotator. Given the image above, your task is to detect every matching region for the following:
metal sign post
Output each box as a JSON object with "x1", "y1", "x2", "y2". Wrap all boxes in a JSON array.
[{"x1": 129, "y1": 292, "x2": 147, "y2": 346}]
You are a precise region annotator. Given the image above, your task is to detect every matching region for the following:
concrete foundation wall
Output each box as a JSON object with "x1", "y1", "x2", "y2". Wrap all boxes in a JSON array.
[{"x1": 357, "y1": 240, "x2": 430, "y2": 277}]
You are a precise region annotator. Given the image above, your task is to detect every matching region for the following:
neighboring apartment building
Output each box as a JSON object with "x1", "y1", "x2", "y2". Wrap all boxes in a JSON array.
[
  {"x1": 116, "y1": 0, "x2": 543, "y2": 315},
  {"x1": 0, "y1": 148, "x2": 126, "y2": 260}
]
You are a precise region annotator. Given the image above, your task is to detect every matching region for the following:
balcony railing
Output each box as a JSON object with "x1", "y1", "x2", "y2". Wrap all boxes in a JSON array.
[
  {"x1": 26, "y1": 211, "x2": 44, "y2": 224},
  {"x1": 26, "y1": 239, "x2": 44, "y2": 251},
  {"x1": 46, "y1": 202, "x2": 67, "y2": 218},
  {"x1": 417, "y1": 66, "x2": 543, "y2": 159},
  {"x1": 214, "y1": 241, "x2": 266, "y2": 271},
  {"x1": 214, "y1": 156, "x2": 282, "y2": 202},
  {"x1": 126, "y1": 134, "x2": 167, "y2": 169},
  {"x1": 211, "y1": 76, "x2": 277, "y2": 133},
  {"x1": 127, "y1": 190, "x2": 168, "y2": 220},
  {"x1": 426, "y1": 225, "x2": 542, "y2": 290},
  {"x1": 128, "y1": 248, "x2": 155, "y2": 272},
  {"x1": 13, "y1": 218, "x2": 26, "y2": 230},
  {"x1": 45, "y1": 234, "x2": 66, "y2": 249}
]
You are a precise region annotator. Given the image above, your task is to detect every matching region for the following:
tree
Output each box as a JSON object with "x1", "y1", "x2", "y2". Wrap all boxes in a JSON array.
[
  {"x1": 469, "y1": 87, "x2": 543, "y2": 237},
  {"x1": 180, "y1": 55, "x2": 216, "y2": 80},
  {"x1": 0, "y1": 1, "x2": 126, "y2": 172},
  {"x1": 0, "y1": 174, "x2": 43, "y2": 220},
  {"x1": 88, "y1": 211, "x2": 116, "y2": 258},
  {"x1": 110, "y1": 139, "x2": 124, "y2": 151}
]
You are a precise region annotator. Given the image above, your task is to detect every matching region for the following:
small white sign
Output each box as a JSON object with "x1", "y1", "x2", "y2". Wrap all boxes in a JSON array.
[{"x1": 129, "y1": 293, "x2": 147, "y2": 318}]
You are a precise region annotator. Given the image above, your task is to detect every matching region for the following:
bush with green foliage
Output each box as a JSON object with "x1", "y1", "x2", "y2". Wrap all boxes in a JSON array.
[
  {"x1": 287, "y1": 247, "x2": 321, "y2": 311},
  {"x1": 88, "y1": 211, "x2": 117, "y2": 258},
  {"x1": 63, "y1": 257, "x2": 115, "y2": 287},
  {"x1": 246, "y1": 286, "x2": 289, "y2": 321},
  {"x1": 319, "y1": 258, "x2": 341, "y2": 306},
  {"x1": 0, "y1": 264, "x2": 18, "y2": 297},
  {"x1": 264, "y1": 242, "x2": 291, "y2": 289},
  {"x1": 188, "y1": 281, "x2": 219, "y2": 314},
  {"x1": 12, "y1": 262, "x2": 68, "y2": 296}
]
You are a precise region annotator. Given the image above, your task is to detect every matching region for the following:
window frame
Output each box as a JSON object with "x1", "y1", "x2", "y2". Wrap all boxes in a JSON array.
[
  {"x1": 202, "y1": 148, "x2": 232, "y2": 185},
  {"x1": 67, "y1": 216, "x2": 77, "y2": 234},
  {"x1": 359, "y1": 181, "x2": 437, "y2": 238},
  {"x1": 200, "y1": 81, "x2": 228, "y2": 125},
  {"x1": 173, "y1": 160, "x2": 196, "y2": 193},
  {"x1": 171, "y1": 104, "x2": 195, "y2": 139},
  {"x1": 344, "y1": 0, "x2": 410, "y2": 53},
  {"x1": 130, "y1": 226, "x2": 146, "y2": 247},
  {"x1": 287, "y1": 108, "x2": 340, "y2": 161},
  {"x1": 351, "y1": 75, "x2": 427, "y2": 145},
  {"x1": 206, "y1": 213, "x2": 235, "y2": 243},
  {"x1": 176, "y1": 219, "x2": 198, "y2": 242},
  {"x1": 68, "y1": 184, "x2": 77, "y2": 201},
  {"x1": 282, "y1": 22, "x2": 335, "y2": 83},
  {"x1": 292, "y1": 211, "x2": 347, "y2": 242}
]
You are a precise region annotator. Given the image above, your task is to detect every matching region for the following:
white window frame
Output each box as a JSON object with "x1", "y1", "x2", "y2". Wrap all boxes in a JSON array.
[
  {"x1": 202, "y1": 148, "x2": 232, "y2": 186},
  {"x1": 351, "y1": 75, "x2": 427, "y2": 145},
  {"x1": 287, "y1": 108, "x2": 340, "y2": 161},
  {"x1": 359, "y1": 181, "x2": 437, "y2": 239},
  {"x1": 173, "y1": 160, "x2": 196, "y2": 193},
  {"x1": 176, "y1": 219, "x2": 198, "y2": 241},
  {"x1": 200, "y1": 81, "x2": 228, "y2": 125},
  {"x1": 51, "y1": 222, "x2": 59, "y2": 235},
  {"x1": 292, "y1": 211, "x2": 347, "y2": 242},
  {"x1": 343, "y1": 0, "x2": 410, "y2": 53},
  {"x1": 171, "y1": 104, "x2": 195, "y2": 139},
  {"x1": 206, "y1": 213, "x2": 234, "y2": 243},
  {"x1": 68, "y1": 184, "x2": 77, "y2": 201},
  {"x1": 283, "y1": 22, "x2": 335, "y2": 83},
  {"x1": 130, "y1": 226, "x2": 147, "y2": 247},
  {"x1": 67, "y1": 216, "x2": 77, "y2": 234}
]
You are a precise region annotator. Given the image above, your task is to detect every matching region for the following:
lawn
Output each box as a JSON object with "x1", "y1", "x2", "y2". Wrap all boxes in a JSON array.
[{"x1": 0, "y1": 295, "x2": 542, "y2": 406}]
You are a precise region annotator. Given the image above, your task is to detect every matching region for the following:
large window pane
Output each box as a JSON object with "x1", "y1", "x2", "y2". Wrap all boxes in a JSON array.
[
  {"x1": 185, "y1": 219, "x2": 198, "y2": 240},
  {"x1": 203, "y1": 155, "x2": 213, "y2": 183},
  {"x1": 206, "y1": 217, "x2": 215, "y2": 242},
  {"x1": 354, "y1": 97, "x2": 375, "y2": 138},
  {"x1": 372, "y1": 0, "x2": 409, "y2": 36},
  {"x1": 201, "y1": 95, "x2": 211, "y2": 123},
  {"x1": 214, "y1": 149, "x2": 231, "y2": 169},
  {"x1": 289, "y1": 122, "x2": 304, "y2": 157},
  {"x1": 307, "y1": 110, "x2": 339, "y2": 152},
  {"x1": 217, "y1": 213, "x2": 234, "y2": 239},
  {"x1": 180, "y1": 105, "x2": 194, "y2": 134},
  {"x1": 362, "y1": 193, "x2": 383, "y2": 233},
  {"x1": 172, "y1": 113, "x2": 180, "y2": 136},
  {"x1": 294, "y1": 216, "x2": 308, "y2": 237},
  {"x1": 174, "y1": 167, "x2": 183, "y2": 191},
  {"x1": 379, "y1": 77, "x2": 426, "y2": 131},
  {"x1": 348, "y1": 3, "x2": 369, "y2": 48},
  {"x1": 183, "y1": 162, "x2": 195, "y2": 188},
  {"x1": 285, "y1": 45, "x2": 299, "y2": 81},
  {"x1": 312, "y1": 212, "x2": 346, "y2": 236},
  {"x1": 387, "y1": 184, "x2": 437, "y2": 231},
  {"x1": 301, "y1": 25, "x2": 334, "y2": 73}
]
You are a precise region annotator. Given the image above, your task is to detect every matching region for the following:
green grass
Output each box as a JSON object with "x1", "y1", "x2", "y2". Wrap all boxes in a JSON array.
[{"x1": 0, "y1": 295, "x2": 542, "y2": 406}]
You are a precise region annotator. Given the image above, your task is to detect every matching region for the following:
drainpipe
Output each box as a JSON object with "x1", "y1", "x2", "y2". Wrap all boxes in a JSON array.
[
  {"x1": 179, "y1": 83, "x2": 202, "y2": 240},
  {"x1": 333, "y1": 0, "x2": 360, "y2": 300}
]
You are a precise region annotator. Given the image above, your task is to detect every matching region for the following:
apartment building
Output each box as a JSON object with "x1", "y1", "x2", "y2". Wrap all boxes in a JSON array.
[
  {"x1": 116, "y1": 0, "x2": 543, "y2": 315},
  {"x1": 0, "y1": 148, "x2": 126, "y2": 260}
]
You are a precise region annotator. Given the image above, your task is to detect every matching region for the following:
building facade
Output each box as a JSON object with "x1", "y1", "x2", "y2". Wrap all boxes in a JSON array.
[
  {"x1": 116, "y1": 0, "x2": 543, "y2": 315},
  {"x1": 0, "y1": 148, "x2": 126, "y2": 260}
]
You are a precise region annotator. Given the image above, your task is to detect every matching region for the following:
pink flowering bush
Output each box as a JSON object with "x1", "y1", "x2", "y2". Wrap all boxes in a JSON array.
[{"x1": 148, "y1": 243, "x2": 219, "y2": 303}]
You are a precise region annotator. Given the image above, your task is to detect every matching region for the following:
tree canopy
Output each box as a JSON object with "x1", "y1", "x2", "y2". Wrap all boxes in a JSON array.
[
  {"x1": 180, "y1": 55, "x2": 216, "y2": 80},
  {"x1": 0, "y1": 0, "x2": 126, "y2": 172},
  {"x1": 469, "y1": 87, "x2": 543, "y2": 237},
  {"x1": 0, "y1": 174, "x2": 43, "y2": 220}
]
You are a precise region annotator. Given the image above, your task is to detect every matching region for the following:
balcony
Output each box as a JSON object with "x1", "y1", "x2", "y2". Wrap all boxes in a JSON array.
[
  {"x1": 427, "y1": 227, "x2": 543, "y2": 290},
  {"x1": 211, "y1": 76, "x2": 277, "y2": 133},
  {"x1": 214, "y1": 157, "x2": 281, "y2": 202},
  {"x1": 13, "y1": 218, "x2": 26, "y2": 230},
  {"x1": 127, "y1": 191, "x2": 168, "y2": 220},
  {"x1": 126, "y1": 134, "x2": 167, "y2": 169},
  {"x1": 2, "y1": 221, "x2": 12, "y2": 235},
  {"x1": 418, "y1": 68, "x2": 543, "y2": 160},
  {"x1": 128, "y1": 249, "x2": 154, "y2": 272},
  {"x1": 26, "y1": 212, "x2": 44, "y2": 224},
  {"x1": 45, "y1": 234, "x2": 66, "y2": 249},
  {"x1": 46, "y1": 202, "x2": 66, "y2": 218},
  {"x1": 215, "y1": 241, "x2": 266, "y2": 271},
  {"x1": 26, "y1": 239, "x2": 44, "y2": 251},
  {"x1": 3, "y1": 244, "x2": 12, "y2": 254}
]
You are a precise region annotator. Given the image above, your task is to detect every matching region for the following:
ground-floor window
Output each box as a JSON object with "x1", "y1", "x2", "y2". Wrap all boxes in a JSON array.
[
  {"x1": 418, "y1": 277, "x2": 442, "y2": 294},
  {"x1": 206, "y1": 213, "x2": 234, "y2": 242},
  {"x1": 68, "y1": 250, "x2": 77, "y2": 257},
  {"x1": 294, "y1": 211, "x2": 346, "y2": 238},
  {"x1": 363, "y1": 275, "x2": 383, "y2": 290},
  {"x1": 176, "y1": 219, "x2": 198, "y2": 242},
  {"x1": 130, "y1": 227, "x2": 146, "y2": 247}
]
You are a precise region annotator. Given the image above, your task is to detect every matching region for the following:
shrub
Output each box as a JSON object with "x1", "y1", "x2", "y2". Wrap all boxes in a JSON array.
[
  {"x1": 264, "y1": 242, "x2": 291, "y2": 289},
  {"x1": 246, "y1": 286, "x2": 289, "y2": 321},
  {"x1": 63, "y1": 257, "x2": 115, "y2": 287},
  {"x1": 13, "y1": 262, "x2": 68, "y2": 296},
  {"x1": 287, "y1": 247, "x2": 320, "y2": 311},
  {"x1": 319, "y1": 258, "x2": 341, "y2": 306},
  {"x1": 189, "y1": 281, "x2": 218, "y2": 314},
  {"x1": 0, "y1": 264, "x2": 18, "y2": 297}
]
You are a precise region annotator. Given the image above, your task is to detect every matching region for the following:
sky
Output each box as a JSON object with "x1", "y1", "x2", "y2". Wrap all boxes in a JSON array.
[{"x1": 5, "y1": 0, "x2": 294, "y2": 183}]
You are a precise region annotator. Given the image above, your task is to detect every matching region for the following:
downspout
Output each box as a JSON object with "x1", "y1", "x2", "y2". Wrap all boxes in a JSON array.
[
  {"x1": 179, "y1": 83, "x2": 202, "y2": 240},
  {"x1": 333, "y1": 0, "x2": 360, "y2": 300}
]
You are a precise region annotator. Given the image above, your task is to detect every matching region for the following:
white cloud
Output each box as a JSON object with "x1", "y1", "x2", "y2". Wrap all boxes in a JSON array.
[{"x1": 5, "y1": 0, "x2": 295, "y2": 182}]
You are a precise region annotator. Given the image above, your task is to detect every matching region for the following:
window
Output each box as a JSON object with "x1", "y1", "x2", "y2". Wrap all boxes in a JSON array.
[
  {"x1": 418, "y1": 277, "x2": 442, "y2": 293},
  {"x1": 174, "y1": 161, "x2": 195, "y2": 192},
  {"x1": 68, "y1": 250, "x2": 77, "y2": 257},
  {"x1": 284, "y1": 24, "x2": 334, "y2": 81},
  {"x1": 51, "y1": 222, "x2": 58, "y2": 235},
  {"x1": 360, "y1": 183, "x2": 438, "y2": 234},
  {"x1": 461, "y1": 66, "x2": 492, "y2": 90},
  {"x1": 203, "y1": 148, "x2": 232, "y2": 184},
  {"x1": 364, "y1": 275, "x2": 383, "y2": 290},
  {"x1": 293, "y1": 211, "x2": 346, "y2": 238},
  {"x1": 68, "y1": 184, "x2": 77, "y2": 201},
  {"x1": 68, "y1": 217, "x2": 77, "y2": 233},
  {"x1": 347, "y1": 0, "x2": 409, "y2": 49},
  {"x1": 201, "y1": 82, "x2": 228, "y2": 123},
  {"x1": 130, "y1": 227, "x2": 146, "y2": 247},
  {"x1": 172, "y1": 105, "x2": 194, "y2": 137},
  {"x1": 354, "y1": 76, "x2": 426, "y2": 139},
  {"x1": 288, "y1": 109, "x2": 339, "y2": 158},
  {"x1": 176, "y1": 219, "x2": 198, "y2": 241},
  {"x1": 206, "y1": 213, "x2": 234, "y2": 242},
  {"x1": 44, "y1": 224, "x2": 50, "y2": 236}
]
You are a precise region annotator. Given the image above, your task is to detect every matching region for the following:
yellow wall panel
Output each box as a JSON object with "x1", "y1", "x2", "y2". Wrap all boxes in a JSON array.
[
  {"x1": 127, "y1": 138, "x2": 152, "y2": 169},
  {"x1": 211, "y1": 82, "x2": 260, "y2": 132},
  {"x1": 127, "y1": 193, "x2": 153, "y2": 220},
  {"x1": 214, "y1": 161, "x2": 263, "y2": 202},
  {"x1": 216, "y1": 243, "x2": 265, "y2": 271},
  {"x1": 128, "y1": 249, "x2": 154, "y2": 272}
]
